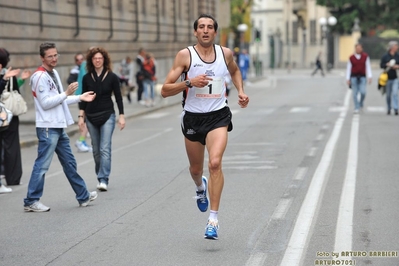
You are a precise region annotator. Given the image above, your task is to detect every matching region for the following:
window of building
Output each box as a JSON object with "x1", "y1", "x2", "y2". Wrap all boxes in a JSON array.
[
  {"x1": 292, "y1": 21, "x2": 298, "y2": 44},
  {"x1": 310, "y1": 20, "x2": 316, "y2": 45}
]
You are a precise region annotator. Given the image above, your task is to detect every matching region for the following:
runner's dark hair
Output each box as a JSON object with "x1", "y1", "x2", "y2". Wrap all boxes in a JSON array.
[{"x1": 194, "y1": 14, "x2": 218, "y2": 32}]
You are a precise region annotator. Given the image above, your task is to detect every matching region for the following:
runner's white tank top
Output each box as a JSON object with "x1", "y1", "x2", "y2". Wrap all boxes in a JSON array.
[{"x1": 181, "y1": 44, "x2": 229, "y2": 113}]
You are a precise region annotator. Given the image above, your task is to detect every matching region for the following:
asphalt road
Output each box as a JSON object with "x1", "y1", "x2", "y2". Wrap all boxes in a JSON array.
[{"x1": 1, "y1": 69, "x2": 398, "y2": 266}]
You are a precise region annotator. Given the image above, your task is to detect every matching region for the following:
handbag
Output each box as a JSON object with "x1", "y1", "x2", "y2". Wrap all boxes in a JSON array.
[
  {"x1": 1, "y1": 78, "x2": 28, "y2": 116},
  {"x1": 86, "y1": 110, "x2": 112, "y2": 127},
  {"x1": 0, "y1": 102, "x2": 13, "y2": 132}
]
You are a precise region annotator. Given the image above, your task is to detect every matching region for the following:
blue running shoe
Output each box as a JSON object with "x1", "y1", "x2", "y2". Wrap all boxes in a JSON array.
[
  {"x1": 204, "y1": 219, "x2": 219, "y2": 240},
  {"x1": 194, "y1": 176, "x2": 209, "y2": 212}
]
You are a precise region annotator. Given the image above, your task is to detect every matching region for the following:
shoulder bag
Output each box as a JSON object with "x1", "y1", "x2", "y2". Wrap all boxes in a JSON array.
[{"x1": 1, "y1": 78, "x2": 28, "y2": 116}]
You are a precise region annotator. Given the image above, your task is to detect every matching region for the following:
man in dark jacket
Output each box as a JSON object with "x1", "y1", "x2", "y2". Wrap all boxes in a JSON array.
[
  {"x1": 380, "y1": 41, "x2": 399, "y2": 115},
  {"x1": 135, "y1": 48, "x2": 146, "y2": 104}
]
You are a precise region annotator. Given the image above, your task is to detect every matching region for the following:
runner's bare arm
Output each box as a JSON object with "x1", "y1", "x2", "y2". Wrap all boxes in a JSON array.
[
  {"x1": 161, "y1": 49, "x2": 190, "y2": 98},
  {"x1": 223, "y1": 47, "x2": 244, "y2": 94}
]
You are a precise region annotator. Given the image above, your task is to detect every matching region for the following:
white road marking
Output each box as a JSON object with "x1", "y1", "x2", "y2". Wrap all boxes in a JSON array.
[
  {"x1": 231, "y1": 109, "x2": 241, "y2": 115},
  {"x1": 307, "y1": 147, "x2": 318, "y2": 157},
  {"x1": 290, "y1": 107, "x2": 311, "y2": 113},
  {"x1": 224, "y1": 166, "x2": 277, "y2": 170},
  {"x1": 141, "y1": 112, "x2": 170, "y2": 119},
  {"x1": 280, "y1": 90, "x2": 350, "y2": 266},
  {"x1": 230, "y1": 142, "x2": 286, "y2": 146},
  {"x1": 316, "y1": 134, "x2": 325, "y2": 141},
  {"x1": 329, "y1": 106, "x2": 345, "y2": 112},
  {"x1": 271, "y1": 198, "x2": 293, "y2": 220},
  {"x1": 366, "y1": 106, "x2": 385, "y2": 112},
  {"x1": 293, "y1": 167, "x2": 308, "y2": 181},
  {"x1": 334, "y1": 115, "x2": 359, "y2": 255},
  {"x1": 223, "y1": 161, "x2": 275, "y2": 165},
  {"x1": 245, "y1": 253, "x2": 267, "y2": 266},
  {"x1": 44, "y1": 128, "x2": 174, "y2": 179}
]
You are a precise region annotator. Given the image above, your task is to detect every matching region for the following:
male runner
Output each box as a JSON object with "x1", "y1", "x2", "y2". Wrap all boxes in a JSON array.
[{"x1": 161, "y1": 14, "x2": 249, "y2": 240}]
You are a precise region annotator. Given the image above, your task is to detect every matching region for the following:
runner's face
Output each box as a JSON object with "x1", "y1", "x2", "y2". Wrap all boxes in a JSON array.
[
  {"x1": 195, "y1": 18, "x2": 216, "y2": 47},
  {"x1": 41, "y1": 48, "x2": 58, "y2": 69}
]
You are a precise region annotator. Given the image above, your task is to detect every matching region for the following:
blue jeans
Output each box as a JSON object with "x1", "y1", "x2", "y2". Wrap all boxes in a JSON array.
[
  {"x1": 386, "y1": 79, "x2": 398, "y2": 111},
  {"x1": 143, "y1": 79, "x2": 154, "y2": 100},
  {"x1": 24, "y1": 128, "x2": 90, "y2": 206},
  {"x1": 86, "y1": 113, "x2": 115, "y2": 185},
  {"x1": 350, "y1": 77, "x2": 367, "y2": 110}
]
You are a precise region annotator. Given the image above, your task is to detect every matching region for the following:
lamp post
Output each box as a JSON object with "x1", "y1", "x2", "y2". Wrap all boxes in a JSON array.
[
  {"x1": 237, "y1": 23, "x2": 248, "y2": 52},
  {"x1": 319, "y1": 16, "x2": 337, "y2": 71}
]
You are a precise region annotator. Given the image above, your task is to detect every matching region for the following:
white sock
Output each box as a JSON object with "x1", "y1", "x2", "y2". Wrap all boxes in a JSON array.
[
  {"x1": 209, "y1": 210, "x2": 218, "y2": 221},
  {"x1": 196, "y1": 181, "x2": 205, "y2": 192}
]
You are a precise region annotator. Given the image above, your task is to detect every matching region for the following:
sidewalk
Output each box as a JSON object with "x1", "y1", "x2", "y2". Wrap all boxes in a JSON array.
[{"x1": 18, "y1": 91, "x2": 182, "y2": 148}]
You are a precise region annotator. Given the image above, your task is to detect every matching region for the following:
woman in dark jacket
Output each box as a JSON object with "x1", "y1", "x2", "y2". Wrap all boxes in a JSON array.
[
  {"x1": 0, "y1": 48, "x2": 30, "y2": 186},
  {"x1": 79, "y1": 47, "x2": 125, "y2": 192}
]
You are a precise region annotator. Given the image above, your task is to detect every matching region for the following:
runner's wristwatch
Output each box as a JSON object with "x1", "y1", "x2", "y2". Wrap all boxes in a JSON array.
[{"x1": 185, "y1": 79, "x2": 192, "y2": 88}]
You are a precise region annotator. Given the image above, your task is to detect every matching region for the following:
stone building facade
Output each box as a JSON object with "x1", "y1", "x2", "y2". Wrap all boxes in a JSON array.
[{"x1": 0, "y1": 0, "x2": 230, "y2": 104}]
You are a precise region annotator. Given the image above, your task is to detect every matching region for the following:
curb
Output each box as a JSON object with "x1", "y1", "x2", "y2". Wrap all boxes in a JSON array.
[{"x1": 19, "y1": 99, "x2": 182, "y2": 149}]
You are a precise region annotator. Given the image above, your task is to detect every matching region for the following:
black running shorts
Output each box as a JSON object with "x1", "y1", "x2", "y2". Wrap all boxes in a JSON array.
[{"x1": 181, "y1": 106, "x2": 233, "y2": 145}]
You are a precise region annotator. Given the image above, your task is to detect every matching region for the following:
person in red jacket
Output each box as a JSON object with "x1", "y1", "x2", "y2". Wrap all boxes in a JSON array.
[{"x1": 346, "y1": 44, "x2": 372, "y2": 114}]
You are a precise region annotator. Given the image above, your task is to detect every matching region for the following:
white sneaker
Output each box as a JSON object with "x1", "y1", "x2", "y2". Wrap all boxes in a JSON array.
[
  {"x1": 24, "y1": 201, "x2": 50, "y2": 212},
  {"x1": 80, "y1": 191, "x2": 98, "y2": 207},
  {"x1": 97, "y1": 182, "x2": 108, "y2": 191},
  {"x1": 0, "y1": 185, "x2": 12, "y2": 194},
  {"x1": 75, "y1": 140, "x2": 90, "y2": 152}
]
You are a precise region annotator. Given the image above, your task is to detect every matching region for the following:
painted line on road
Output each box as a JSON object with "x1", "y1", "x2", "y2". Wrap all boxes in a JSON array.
[
  {"x1": 290, "y1": 107, "x2": 311, "y2": 113},
  {"x1": 44, "y1": 128, "x2": 174, "y2": 179},
  {"x1": 222, "y1": 160, "x2": 276, "y2": 164},
  {"x1": 224, "y1": 166, "x2": 277, "y2": 170},
  {"x1": 245, "y1": 253, "x2": 267, "y2": 266},
  {"x1": 280, "y1": 90, "x2": 350, "y2": 266},
  {"x1": 366, "y1": 106, "x2": 385, "y2": 112},
  {"x1": 293, "y1": 167, "x2": 308, "y2": 181},
  {"x1": 307, "y1": 147, "x2": 318, "y2": 157},
  {"x1": 316, "y1": 133, "x2": 325, "y2": 141},
  {"x1": 140, "y1": 112, "x2": 170, "y2": 119},
  {"x1": 271, "y1": 198, "x2": 293, "y2": 220},
  {"x1": 334, "y1": 115, "x2": 359, "y2": 255}
]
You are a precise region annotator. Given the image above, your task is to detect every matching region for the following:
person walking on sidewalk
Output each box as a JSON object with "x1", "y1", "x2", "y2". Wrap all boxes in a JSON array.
[
  {"x1": 67, "y1": 52, "x2": 92, "y2": 152},
  {"x1": 135, "y1": 48, "x2": 146, "y2": 104},
  {"x1": 380, "y1": 41, "x2": 399, "y2": 115},
  {"x1": 24, "y1": 42, "x2": 98, "y2": 212},
  {"x1": 346, "y1": 44, "x2": 372, "y2": 114},
  {"x1": 161, "y1": 14, "x2": 249, "y2": 240},
  {"x1": 311, "y1": 51, "x2": 325, "y2": 76},
  {"x1": 79, "y1": 47, "x2": 125, "y2": 192}
]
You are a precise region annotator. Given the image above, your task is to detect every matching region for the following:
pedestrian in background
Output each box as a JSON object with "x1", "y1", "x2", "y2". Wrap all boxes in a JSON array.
[
  {"x1": 118, "y1": 56, "x2": 134, "y2": 104},
  {"x1": 162, "y1": 14, "x2": 249, "y2": 240},
  {"x1": 311, "y1": 51, "x2": 325, "y2": 76},
  {"x1": 135, "y1": 48, "x2": 146, "y2": 105},
  {"x1": 238, "y1": 49, "x2": 250, "y2": 83},
  {"x1": 346, "y1": 44, "x2": 372, "y2": 114},
  {"x1": 67, "y1": 52, "x2": 84, "y2": 85},
  {"x1": 380, "y1": 41, "x2": 399, "y2": 115},
  {"x1": 79, "y1": 47, "x2": 125, "y2": 192},
  {"x1": 68, "y1": 52, "x2": 92, "y2": 152},
  {"x1": 142, "y1": 53, "x2": 156, "y2": 107},
  {"x1": 24, "y1": 42, "x2": 97, "y2": 212},
  {"x1": 0, "y1": 48, "x2": 30, "y2": 186}
]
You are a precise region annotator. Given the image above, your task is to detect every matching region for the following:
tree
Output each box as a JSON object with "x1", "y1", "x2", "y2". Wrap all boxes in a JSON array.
[
  {"x1": 316, "y1": 0, "x2": 399, "y2": 35},
  {"x1": 230, "y1": 0, "x2": 254, "y2": 48}
]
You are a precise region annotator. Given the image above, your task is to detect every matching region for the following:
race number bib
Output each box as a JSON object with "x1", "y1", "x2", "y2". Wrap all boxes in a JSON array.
[{"x1": 195, "y1": 77, "x2": 223, "y2": 98}]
